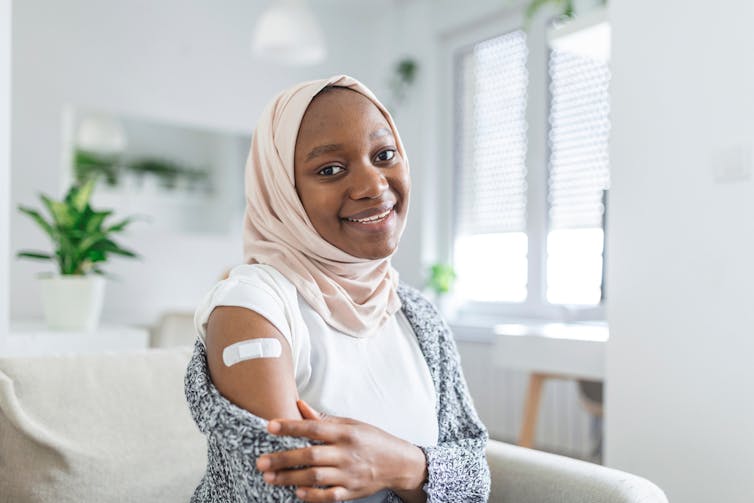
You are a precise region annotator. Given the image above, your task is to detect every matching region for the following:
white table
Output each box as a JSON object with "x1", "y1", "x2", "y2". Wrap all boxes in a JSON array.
[
  {"x1": 1, "y1": 321, "x2": 150, "y2": 357},
  {"x1": 453, "y1": 320, "x2": 608, "y2": 448}
]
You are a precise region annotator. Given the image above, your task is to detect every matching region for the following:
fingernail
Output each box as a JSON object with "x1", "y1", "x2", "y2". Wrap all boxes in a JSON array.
[
  {"x1": 263, "y1": 472, "x2": 275, "y2": 483},
  {"x1": 256, "y1": 456, "x2": 270, "y2": 470},
  {"x1": 268, "y1": 420, "x2": 281, "y2": 433},
  {"x1": 296, "y1": 488, "x2": 306, "y2": 498}
]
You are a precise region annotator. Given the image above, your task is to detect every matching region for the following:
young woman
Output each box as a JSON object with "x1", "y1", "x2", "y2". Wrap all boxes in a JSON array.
[{"x1": 185, "y1": 75, "x2": 490, "y2": 503}]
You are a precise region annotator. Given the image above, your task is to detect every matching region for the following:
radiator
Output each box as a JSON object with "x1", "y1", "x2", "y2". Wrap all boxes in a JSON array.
[{"x1": 456, "y1": 340, "x2": 599, "y2": 462}]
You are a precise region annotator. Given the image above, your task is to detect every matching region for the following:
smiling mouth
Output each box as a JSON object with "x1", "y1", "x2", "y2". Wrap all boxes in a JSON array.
[{"x1": 344, "y1": 207, "x2": 393, "y2": 224}]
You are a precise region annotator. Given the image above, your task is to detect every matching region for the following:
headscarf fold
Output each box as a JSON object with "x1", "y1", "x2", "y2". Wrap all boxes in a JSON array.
[{"x1": 242, "y1": 75, "x2": 408, "y2": 338}]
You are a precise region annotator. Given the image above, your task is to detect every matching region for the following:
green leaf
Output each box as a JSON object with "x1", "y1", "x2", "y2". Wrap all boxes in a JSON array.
[
  {"x1": 57, "y1": 232, "x2": 79, "y2": 274},
  {"x1": 17, "y1": 206, "x2": 56, "y2": 240},
  {"x1": 107, "y1": 240, "x2": 138, "y2": 258},
  {"x1": 69, "y1": 177, "x2": 97, "y2": 213},
  {"x1": 108, "y1": 247, "x2": 138, "y2": 258},
  {"x1": 86, "y1": 249, "x2": 107, "y2": 263},
  {"x1": 86, "y1": 210, "x2": 112, "y2": 233},
  {"x1": 41, "y1": 194, "x2": 76, "y2": 229},
  {"x1": 563, "y1": 0, "x2": 575, "y2": 18},
  {"x1": 428, "y1": 263, "x2": 457, "y2": 294},
  {"x1": 105, "y1": 217, "x2": 135, "y2": 233},
  {"x1": 20, "y1": 176, "x2": 138, "y2": 275},
  {"x1": 89, "y1": 239, "x2": 138, "y2": 258},
  {"x1": 74, "y1": 232, "x2": 108, "y2": 258},
  {"x1": 17, "y1": 250, "x2": 54, "y2": 261}
]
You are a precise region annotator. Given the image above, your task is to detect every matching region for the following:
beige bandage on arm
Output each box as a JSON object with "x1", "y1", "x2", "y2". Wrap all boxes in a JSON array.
[{"x1": 222, "y1": 338, "x2": 283, "y2": 367}]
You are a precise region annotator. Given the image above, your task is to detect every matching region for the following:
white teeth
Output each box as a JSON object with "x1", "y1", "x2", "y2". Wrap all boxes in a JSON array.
[{"x1": 347, "y1": 208, "x2": 392, "y2": 223}]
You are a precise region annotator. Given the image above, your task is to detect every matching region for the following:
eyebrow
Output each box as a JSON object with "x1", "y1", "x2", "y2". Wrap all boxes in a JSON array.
[
  {"x1": 304, "y1": 128, "x2": 395, "y2": 162},
  {"x1": 305, "y1": 143, "x2": 343, "y2": 162}
]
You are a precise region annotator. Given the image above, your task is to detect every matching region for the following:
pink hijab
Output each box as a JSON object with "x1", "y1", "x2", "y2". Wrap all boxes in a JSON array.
[{"x1": 242, "y1": 75, "x2": 407, "y2": 338}]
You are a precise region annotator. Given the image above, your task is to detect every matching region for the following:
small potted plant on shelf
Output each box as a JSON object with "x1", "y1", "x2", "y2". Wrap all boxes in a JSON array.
[{"x1": 16, "y1": 177, "x2": 138, "y2": 331}]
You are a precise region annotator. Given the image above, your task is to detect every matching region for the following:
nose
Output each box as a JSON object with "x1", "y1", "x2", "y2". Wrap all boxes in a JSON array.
[{"x1": 348, "y1": 162, "x2": 389, "y2": 200}]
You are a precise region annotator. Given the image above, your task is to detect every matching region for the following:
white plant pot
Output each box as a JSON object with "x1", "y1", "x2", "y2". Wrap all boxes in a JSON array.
[{"x1": 38, "y1": 275, "x2": 106, "y2": 331}]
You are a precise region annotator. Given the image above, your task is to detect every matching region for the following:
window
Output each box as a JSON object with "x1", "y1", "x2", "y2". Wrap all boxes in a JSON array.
[
  {"x1": 454, "y1": 30, "x2": 529, "y2": 303},
  {"x1": 451, "y1": 13, "x2": 611, "y2": 319}
]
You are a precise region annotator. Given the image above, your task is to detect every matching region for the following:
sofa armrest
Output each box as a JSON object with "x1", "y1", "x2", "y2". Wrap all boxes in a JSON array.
[{"x1": 486, "y1": 440, "x2": 668, "y2": 503}]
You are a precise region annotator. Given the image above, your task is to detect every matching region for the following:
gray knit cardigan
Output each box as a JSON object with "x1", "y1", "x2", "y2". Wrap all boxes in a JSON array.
[{"x1": 184, "y1": 283, "x2": 491, "y2": 502}]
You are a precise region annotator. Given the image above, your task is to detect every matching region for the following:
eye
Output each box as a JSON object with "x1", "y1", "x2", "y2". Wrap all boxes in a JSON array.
[
  {"x1": 318, "y1": 165, "x2": 345, "y2": 176},
  {"x1": 376, "y1": 149, "x2": 396, "y2": 162}
]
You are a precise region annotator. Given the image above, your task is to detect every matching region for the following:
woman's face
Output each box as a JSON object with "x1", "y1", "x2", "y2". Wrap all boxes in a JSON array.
[{"x1": 294, "y1": 88, "x2": 410, "y2": 260}]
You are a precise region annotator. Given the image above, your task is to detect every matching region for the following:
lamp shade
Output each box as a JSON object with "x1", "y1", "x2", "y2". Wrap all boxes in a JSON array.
[{"x1": 252, "y1": 0, "x2": 326, "y2": 66}]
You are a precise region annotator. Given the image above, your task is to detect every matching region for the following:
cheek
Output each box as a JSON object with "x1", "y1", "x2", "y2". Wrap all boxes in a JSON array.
[
  {"x1": 299, "y1": 185, "x2": 342, "y2": 226},
  {"x1": 397, "y1": 169, "x2": 411, "y2": 203}
]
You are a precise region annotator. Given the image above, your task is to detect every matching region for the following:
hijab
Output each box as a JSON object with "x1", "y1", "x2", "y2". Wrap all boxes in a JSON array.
[{"x1": 242, "y1": 75, "x2": 408, "y2": 338}]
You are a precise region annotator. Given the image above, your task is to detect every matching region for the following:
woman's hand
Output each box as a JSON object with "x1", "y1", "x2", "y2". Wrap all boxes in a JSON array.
[{"x1": 256, "y1": 400, "x2": 428, "y2": 503}]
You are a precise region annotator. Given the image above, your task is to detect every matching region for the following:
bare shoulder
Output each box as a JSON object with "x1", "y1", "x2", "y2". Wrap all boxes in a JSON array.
[{"x1": 205, "y1": 306, "x2": 301, "y2": 420}]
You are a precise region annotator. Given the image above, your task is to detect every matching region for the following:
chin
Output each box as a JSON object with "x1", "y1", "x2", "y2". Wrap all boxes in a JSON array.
[{"x1": 355, "y1": 244, "x2": 398, "y2": 260}]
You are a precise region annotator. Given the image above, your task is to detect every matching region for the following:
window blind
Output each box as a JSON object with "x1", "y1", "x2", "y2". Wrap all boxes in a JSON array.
[
  {"x1": 455, "y1": 30, "x2": 529, "y2": 237},
  {"x1": 547, "y1": 49, "x2": 610, "y2": 230}
]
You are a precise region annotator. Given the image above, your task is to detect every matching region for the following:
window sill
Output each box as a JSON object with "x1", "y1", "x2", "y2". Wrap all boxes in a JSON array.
[{"x1": 450, "y1": 319, "x2": 608, "y2": 380}]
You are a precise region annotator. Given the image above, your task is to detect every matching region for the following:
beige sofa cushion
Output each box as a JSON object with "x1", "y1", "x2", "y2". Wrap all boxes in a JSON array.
[{"x1": 0, "y1": 347, "x2": 205, "y2": 503}]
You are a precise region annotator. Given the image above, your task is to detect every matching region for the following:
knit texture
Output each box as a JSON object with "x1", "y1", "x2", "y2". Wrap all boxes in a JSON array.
[{"x1": 184, "y1": 283, "x2": 490, "y2": 502}]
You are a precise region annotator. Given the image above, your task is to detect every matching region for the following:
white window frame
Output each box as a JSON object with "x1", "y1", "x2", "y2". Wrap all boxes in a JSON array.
[{"x1": 438, "y1": 8, "x2": 606, "y2": 323}]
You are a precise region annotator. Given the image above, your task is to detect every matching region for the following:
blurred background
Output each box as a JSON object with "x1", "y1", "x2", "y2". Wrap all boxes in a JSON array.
[{"x1": 1, "y1": 1, "x2": 754, "y2": 502}]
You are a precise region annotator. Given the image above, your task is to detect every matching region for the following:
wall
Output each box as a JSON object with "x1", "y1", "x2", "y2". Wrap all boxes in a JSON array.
[
  {"x1": 10, "y1": 0, "x2": 399, "y2": 325},
  {"x1": 0, "y1": 0, "x2": 10, "y2": 341},
  {"x1": 606, "y1": 1, "x2": 754, "y2": 501}
]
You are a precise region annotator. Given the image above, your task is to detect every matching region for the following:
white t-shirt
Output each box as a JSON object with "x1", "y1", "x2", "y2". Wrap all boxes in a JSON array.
[{"x1": 195, "y1": 264, "x2": 439, "y2": 476}]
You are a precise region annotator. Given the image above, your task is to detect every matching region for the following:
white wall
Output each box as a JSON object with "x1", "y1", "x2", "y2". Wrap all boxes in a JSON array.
[
  {"x1": 0, "y1": 0, "x2": 10, "y2": 340},
  {"x1": 606, "y1": 1, "x2": 754, "y2": 501},
  {"x1": 10, "y1": 0, "x2": 399, "y2": 325}
]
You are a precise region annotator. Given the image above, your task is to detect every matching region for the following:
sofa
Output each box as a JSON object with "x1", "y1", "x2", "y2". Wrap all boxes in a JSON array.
[{"x1": 0, "y1": 345, "x2": 668, "y2": 503}]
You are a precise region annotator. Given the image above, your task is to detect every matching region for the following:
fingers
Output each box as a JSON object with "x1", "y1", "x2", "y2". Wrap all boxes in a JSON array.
[
  {"x1": 296, "y1": 486, "x2": 350, "y2": 502},
  {"x1": 256, "y1": 445, "x2": 342, "y2": 472},
  {"x1": 262, "y1": 466, "x2": 344, "y2": 488},
  {"x1": 268, "y1": 418, "x2": 350, "y2": 443},
  {"x1": 296, "y1": 400, "x2": 333, "y2": 422},
  {"x1": 297, "y1": 399, "x2": 322, "y2": 420}
]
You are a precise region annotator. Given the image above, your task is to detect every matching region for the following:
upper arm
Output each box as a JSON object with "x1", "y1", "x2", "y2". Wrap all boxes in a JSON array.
[{"x1": 205, "y1": 305, "x2": 302, "y2": 421}]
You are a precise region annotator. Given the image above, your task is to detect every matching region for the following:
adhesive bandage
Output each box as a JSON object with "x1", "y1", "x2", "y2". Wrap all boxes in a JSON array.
[{"x1": 222, "y1": 338, "x2": 282, "y2": 367}]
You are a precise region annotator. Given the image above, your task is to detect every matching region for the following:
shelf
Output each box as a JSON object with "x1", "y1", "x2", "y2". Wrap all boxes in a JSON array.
[{"x1": 63, "y1": 107, "x2": 249, "y2": 235}]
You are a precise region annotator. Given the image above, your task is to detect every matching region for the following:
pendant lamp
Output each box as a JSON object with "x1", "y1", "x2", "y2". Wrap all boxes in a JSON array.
[{"x1": 252, "y1": 0, "x2": 326, "y2": 66}]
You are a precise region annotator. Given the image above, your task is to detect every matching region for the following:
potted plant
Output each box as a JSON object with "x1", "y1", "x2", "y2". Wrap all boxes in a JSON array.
[
  {"x1": 16, "y1": 177, "x2": 138, "y2": 331},
  {"x1": 426, "y1": 263, "x2": 458, "y2": 320},
  {"x1": 525, "y1": 0, "x2": 607, "y2": 24}
]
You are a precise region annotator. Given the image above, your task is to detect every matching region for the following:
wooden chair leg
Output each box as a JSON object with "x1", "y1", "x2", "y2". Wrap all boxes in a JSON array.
[{"x1": 519, "y1": 373, "x2": 547, "y2": 448}]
